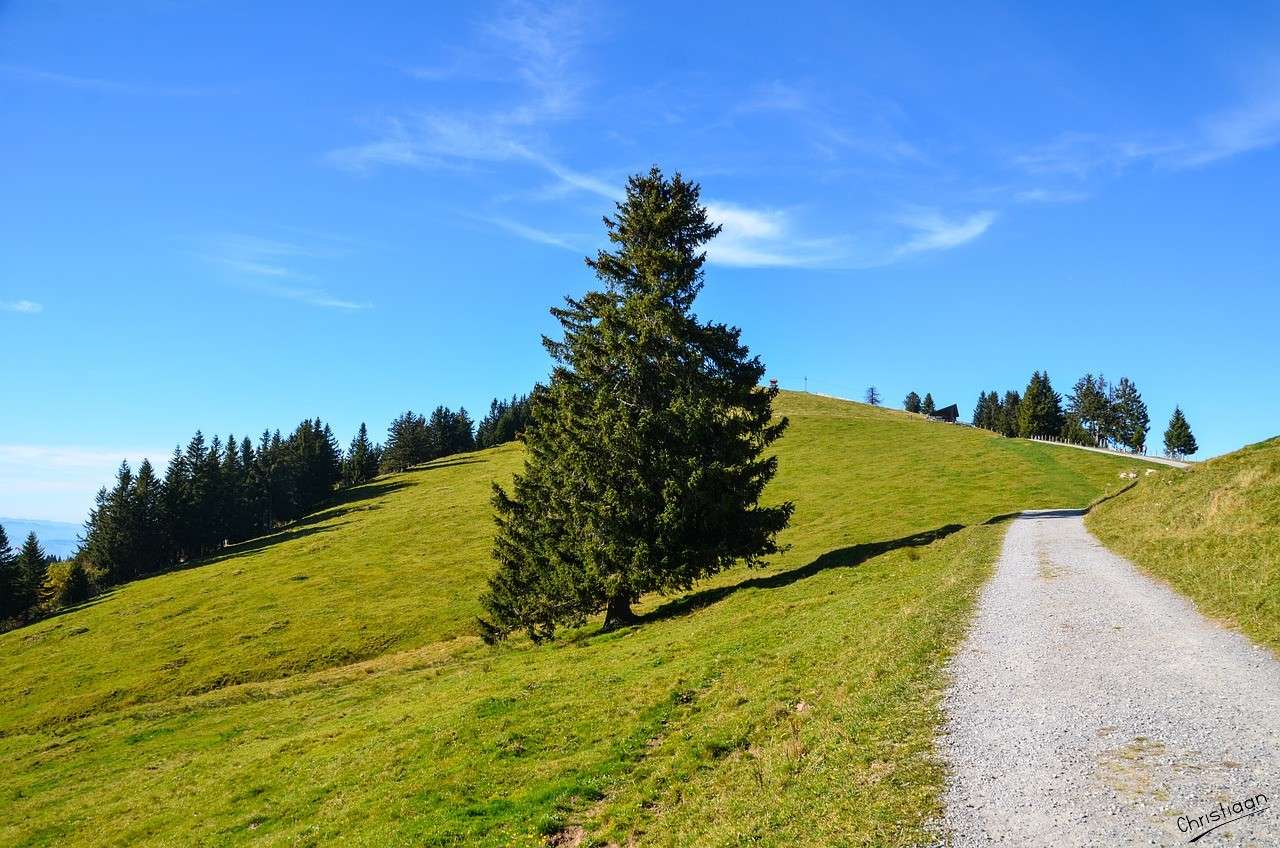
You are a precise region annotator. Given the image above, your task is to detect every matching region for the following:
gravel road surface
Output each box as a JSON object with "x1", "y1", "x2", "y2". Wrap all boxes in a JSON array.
[{"x1": 937, "y1": 509, "x2": 1279, "y2": 847}]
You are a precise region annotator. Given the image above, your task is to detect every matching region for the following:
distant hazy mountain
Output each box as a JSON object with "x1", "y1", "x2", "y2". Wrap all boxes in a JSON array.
[{"x1": 0, "y1": 517, "x2": 82, "y2": 558}]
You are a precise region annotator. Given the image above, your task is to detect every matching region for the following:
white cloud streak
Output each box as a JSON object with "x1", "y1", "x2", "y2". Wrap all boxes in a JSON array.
[
  {"x1": 1181, "y1": 93, "x2": 1280, "y2": 166},
  {"x1": 0, "y1": 444, "x2": 172, "y2": 523},
  {"x1": 1, "y1": 299, "x2": 43, "y2": 313},
  {"x1": 894, "y1": 210, "x2": 996, "y2": 257},
  {"x1": 481, "y1": 217, "x2": 585, "y2": 251},
  {"x1": 703, "y1": 202, "x2": 844, "y2": 268},
  {"x1": 328, "y1": 2, "x2": 617, "y2": 201},
  {"x1": 202, "y1": 234, "x2": 370, "y2": 309},
  {"x1": 1017, "y1": 77, "x2": 1280, "y2": 178}
]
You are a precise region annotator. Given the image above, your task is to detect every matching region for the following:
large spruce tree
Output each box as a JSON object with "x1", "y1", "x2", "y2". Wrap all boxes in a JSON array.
[
  {"x1": 904, "y1": 391, "x2": 922, "y2": 414},
  {"x1": 482, "y1": 167, "x2": 794, "y2": 642}
]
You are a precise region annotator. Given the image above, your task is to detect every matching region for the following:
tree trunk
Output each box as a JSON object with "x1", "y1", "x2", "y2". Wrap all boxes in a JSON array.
[{"x1": 602, "y1": 593, "x2": 636, "y2": 631}]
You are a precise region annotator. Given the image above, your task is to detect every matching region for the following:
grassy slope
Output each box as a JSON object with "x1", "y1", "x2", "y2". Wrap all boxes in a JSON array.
[
  {"x1": 1088, "y1": 435, "x2": 1280, "y2": 653},
  {"x1": 0, "y1": 393, "x2": 1158, "y2": 847}
]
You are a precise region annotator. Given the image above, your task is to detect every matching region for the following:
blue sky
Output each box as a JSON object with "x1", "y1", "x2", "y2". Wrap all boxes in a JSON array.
[{"x1": 4, "y1": 1, "x2": 1280, "y2": 522}]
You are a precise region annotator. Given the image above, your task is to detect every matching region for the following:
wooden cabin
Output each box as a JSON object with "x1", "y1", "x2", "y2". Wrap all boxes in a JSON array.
[{"x1": 931, "y1": 403, "x2": 960, "y2": 423}]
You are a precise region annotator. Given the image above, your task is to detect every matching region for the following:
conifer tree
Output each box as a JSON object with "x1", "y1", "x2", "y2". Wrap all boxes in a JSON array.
[
  {"x1": 483, "y1": 167, "x2": 794, "y2": 641},
  {"x1": 986, "y1": 390, "x2": 1001, "y2": 430},
  {"x1": 132, "y1": 459, "x2": 169, "y2": 575},
  {"x1": 0, "y1": 523, "x2": 21, "y2": 620},
  {"x1": 203, "y1": 436, "x2": 225, "y2": 551},
  {"x1": 16, "y1": 532, "x2": 48, "y2": 613},
  {"x1": 865, "y1": 386, "x2": 881, "y2": 406},
  {"x1": 921, "y1": 393, "x2": 936, "y2": 416},
  {"x1": 81, "y1": 461, "x2": 139, "y2": 582},
  {"x1": 971, "y1": 391, "x2": 986, "y2": 426},
  {"x1": 1163, "y1": 406, "x2": 1198, "y2": 458},
  {"x1": 1111, "y1": 377, "x2": 1150, "y2": 453},
  {"x1": 381, "y1": 411, "x2": 428, "y2": 472},
  {"x1": 904, "y1": 391, "x2": 922, "y2": 413},
  {"x1": 344, "y1": 423, "x2": 380, "y2": 486},
  {"x1": 163, "y1": 445, "x2": 194, "y2": 561},
  {"x1": 973, "y1": 390, "x2": 1001, "y2": 430},
  {"x1": 476, "y1": 394, "x2": 533, "y2": 448},
  {"x1": 184, "y1": 431, "x2": 213, "y2": 556},
  {"x1": 1061, "y1": 414, "x2": 1092, "y2": 446},
  {"x1": 220, "y1": 435, "x2": 246, "y2": 543},
  {"x1": 1066, "y1": 373, "x2": 1111, "y2": 446},
  {"x1": 1017, "y1": 371, "x2": 1065, "y2": 438},
  {"x1": 998, "y1": 390, "x2": 1021, "y2": 437},
  {"x1": 241, "y1": 436, "x2": 270, "y2": 536},
  {"x1": 452, "y1": 407, "x2": 476, "y2": 454}
]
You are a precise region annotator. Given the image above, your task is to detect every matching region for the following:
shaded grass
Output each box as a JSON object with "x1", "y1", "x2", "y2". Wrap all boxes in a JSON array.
[
  {"x1": 1087, "y1": 435, "x2": 1280, "y2": 653},
  {"x1": 0, "y1": 392, "x2": 1160, "y2": 846}
]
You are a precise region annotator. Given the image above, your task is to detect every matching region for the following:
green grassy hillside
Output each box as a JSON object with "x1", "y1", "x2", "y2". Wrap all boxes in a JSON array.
[
  {"x1": 1, "y1": 392, "x2": 1158, "y2": 847},
  {"x1": 1088, "y1": 436, "x2": 1280, "y2": 652}
]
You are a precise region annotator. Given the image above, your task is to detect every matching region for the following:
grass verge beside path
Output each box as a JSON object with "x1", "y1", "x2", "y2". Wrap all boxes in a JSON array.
[{"x1": 1087, "y1": 436, "x2": 1280, "y2": 654}]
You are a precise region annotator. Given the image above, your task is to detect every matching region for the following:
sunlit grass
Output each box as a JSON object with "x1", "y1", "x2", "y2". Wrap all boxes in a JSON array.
[
  {"x1": 1088, "y1": 435, "x2": 1280, "y2": 653},
  {"x1": 1, "y1": 392, "x2": 1156, "y2": 846}
]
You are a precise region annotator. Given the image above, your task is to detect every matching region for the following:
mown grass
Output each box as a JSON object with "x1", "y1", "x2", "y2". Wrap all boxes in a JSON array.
[
  {"x1": 1088, "y1": 435, "x2": 1280, "y2": 653},
  {"x1": 0, "y1": 392, "x2": 1156, "y2": 846}
]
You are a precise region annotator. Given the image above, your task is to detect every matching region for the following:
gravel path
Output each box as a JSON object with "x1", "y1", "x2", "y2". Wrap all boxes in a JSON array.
[{"x1": 937, "y1": 510, "x2": 1280, "y2": 847}]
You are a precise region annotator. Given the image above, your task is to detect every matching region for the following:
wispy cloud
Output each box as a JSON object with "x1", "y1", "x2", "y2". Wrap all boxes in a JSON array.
[
  {"x1": 703, "y1": 202, "x2": 844, "y2": 268},
  {"x1": 202, "y1": 233, "x2": 370, "y2": 309},
  {"x1": 1180, "y1": 91, "x2": 1280, "y2": 166},
  {"x1": 1014, "y1": 188, "x2": 1090, "y2": 204},
  {"x1": 736, "y1": 79, "x2": 924, "y2": 164},
  {"x1": 0, "y1": 444, "x2": 173, "y2": 523},
  {"x1": 1016, "y1": 72, "x2": 1280, "y2": 178},
  {"x1": 480, "y1": 216, "x2": 585, "y2": 252},
  {"x1": 894, "y1": 209, "x2": 996, "y2": 257},
  {"x1": 1, "y1": 64, "x2": 212, "y2": 96},
  {"x1": 328, "y1": 1, "x2": 615, "y2": 200},
  {"x1": 249, "y1": 282, "x2": 369, "y2": 310},
  {"x1": 479, "y1": 0, "x2": 589, "y2": 124},
  {"x1": 1013, "y1": 133, "x2": 1175, "y2": 178},
  {"x1": 1, "y1": 299, "x2": 43, "y2": 314}
]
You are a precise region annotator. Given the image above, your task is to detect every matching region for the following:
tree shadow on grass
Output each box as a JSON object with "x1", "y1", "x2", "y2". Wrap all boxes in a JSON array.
[
  {"x1": 636, "y1": 522, "x2": 968, "y2": 627},
  {"x1": 200, "y1": 521, "x2": 353, "y2": 565},
  {"x1": 10, "y1": 589, "x2": 120, "y2": 629},
  {"x1": 180, "y1": 478, "x2": 417, "y2": 569},
  {"x1": 411, "y1": 457, "x2": 489, "y2": 472}
]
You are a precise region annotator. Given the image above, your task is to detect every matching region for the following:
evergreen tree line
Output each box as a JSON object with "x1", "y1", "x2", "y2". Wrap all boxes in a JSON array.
[
  {"x1": 379, "y1": 406, "x2": 476, "y2": 473},
  {"x1": 4, "y1": 394, "x2": 534, "y2": 630},
  {"x1": 475, "y1": 394, "x2": 532, "y2": 449},
  {"x1": 0, "y1": 525, "x2": 68, "y2": 627},
  {"x1": 81, "y1": 419, "x2": 345, "y2": 585},
  {"x1": 972, "y1": 371, "x2": 1196, "y2": 457},
  {"x1": 903, "y1": 391, "x2": 937, "y2": 416}
]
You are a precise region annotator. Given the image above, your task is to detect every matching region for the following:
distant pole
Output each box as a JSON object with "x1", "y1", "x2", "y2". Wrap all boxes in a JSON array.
[{"x1": 804, "y1": 376, "x2": 808, "y2": 392}]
